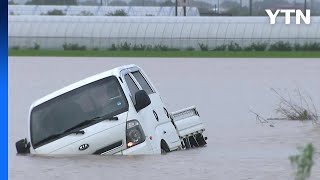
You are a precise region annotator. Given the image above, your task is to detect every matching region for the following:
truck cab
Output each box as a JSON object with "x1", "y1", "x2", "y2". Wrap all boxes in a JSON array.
[{"x1": 16, "y1": 64, "x2": 206, "y2": 155}]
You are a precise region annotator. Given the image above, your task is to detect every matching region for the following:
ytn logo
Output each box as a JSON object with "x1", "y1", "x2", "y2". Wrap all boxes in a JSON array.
[{"x1": 266, "y1": 9, "x2": 311, "y2": 25}]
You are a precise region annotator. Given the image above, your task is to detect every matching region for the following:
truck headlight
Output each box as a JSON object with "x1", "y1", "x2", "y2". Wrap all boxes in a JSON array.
[{"x1": 126, "y1": 120, "x2": 145, "y2": 148}]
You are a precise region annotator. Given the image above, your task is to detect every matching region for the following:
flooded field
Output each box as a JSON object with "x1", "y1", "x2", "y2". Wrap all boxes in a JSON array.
[{"x1": 9, "y1": 57, "x2": 320, "y2": 179}]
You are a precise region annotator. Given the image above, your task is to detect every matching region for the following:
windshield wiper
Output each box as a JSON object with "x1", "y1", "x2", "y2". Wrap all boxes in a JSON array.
[
  {"x1": 34, "y1": 130, "x2": 85, "y2": 147},
  {"x1": 63, "y1": 115, "x2": 118, "y2": 134},
  {"x1": 95, "y1": 115, "x2": 118, "y2": 121},
  {"x1": 34, "y1": 116, "x2": 118, "y2": 147},
  {"x1": 34, "y1": 133, "x2": 63, "y2": 147}
]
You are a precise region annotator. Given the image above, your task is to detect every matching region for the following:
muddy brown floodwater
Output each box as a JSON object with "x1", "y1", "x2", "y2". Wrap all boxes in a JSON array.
[{"x1": 9, "y1": 57, "x2": 320, "y2": 180}]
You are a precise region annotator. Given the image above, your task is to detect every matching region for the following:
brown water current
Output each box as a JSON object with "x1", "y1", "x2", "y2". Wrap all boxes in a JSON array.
[{"x1": 9, "y1": 57, "x2": 320, "y2": 180}]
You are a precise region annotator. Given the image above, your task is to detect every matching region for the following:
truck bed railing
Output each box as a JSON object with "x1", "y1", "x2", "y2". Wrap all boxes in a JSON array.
[{"x1": 171, "y1": 106, "x2": 207, "y2": 149}]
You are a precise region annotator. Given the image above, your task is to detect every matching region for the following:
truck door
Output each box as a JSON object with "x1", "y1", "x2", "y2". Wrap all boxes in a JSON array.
[
  {"x1": 123, "y1": 73, "x2": 158, "y2": 151},
  {"x1": 130, "y1": 70, "x2": 180, "y2": 148}
]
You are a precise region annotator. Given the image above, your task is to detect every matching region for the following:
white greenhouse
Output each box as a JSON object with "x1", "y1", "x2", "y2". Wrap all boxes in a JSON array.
[
  {"x1": 8, "y1": 16, "x2": 320, "y2": 50},
  {"x1": 8, "y1": 5, "x2": 200, "y2": 16}
]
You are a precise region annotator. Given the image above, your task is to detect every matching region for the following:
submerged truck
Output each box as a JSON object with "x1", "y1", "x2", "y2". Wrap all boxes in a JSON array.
[{"x1": 16, "y1": 65, "x2": 207, "y2": 155}]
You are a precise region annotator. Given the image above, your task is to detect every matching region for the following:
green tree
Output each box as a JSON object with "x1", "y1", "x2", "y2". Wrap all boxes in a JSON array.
[
  {"x1": 108, "y1": 0, "x2": 128, "y2": 6},
  {"x1": 290, "y1": 143, "x2": 315, "y2": 180},
  {"x1": 8, "y1": 0, "x2": 16, "y2": 5},
  {"x1": 80, "y1": 0, "x2": 100, "y2": 6},
  {"x1": 44, "y1": 9, "x2": 66, "y2": 15},
  {"x1": 129, "y1": 0, "x2": 159, "y2": 6},
  {"x1": 106, "y1": 9, "x2": 128, "y2": 16},
  {"x1": 78, "y1": 10, "x2": 93, "y2": 16},
  {"x1": 219, "y1": 1, "x2": 250, "y2": 16},
  {"x1": 189, "y1": 0, "x2": 213, "y2": 8},
  {"x1": 160, "y1": 0, "x2": 175, "y2": 6},
  {"x1": 25, "y1": 0, "x2": 77, "y2": 5},
  {"x1": 311, "y1": 0, "x2": 320, "y2": 15},
  {"x1": 252, "y1": 0, "x2": 290, "y2": 16}
]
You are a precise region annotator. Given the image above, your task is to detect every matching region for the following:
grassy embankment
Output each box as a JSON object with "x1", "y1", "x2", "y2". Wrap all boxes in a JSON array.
[{"x1": 8, "y1": 50, "x2": 320, "y2": 58}]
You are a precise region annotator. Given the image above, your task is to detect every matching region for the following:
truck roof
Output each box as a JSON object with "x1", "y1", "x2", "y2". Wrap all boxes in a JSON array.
[{"x1": 29, "y1": 64, "x2": 137, "y2": 110}]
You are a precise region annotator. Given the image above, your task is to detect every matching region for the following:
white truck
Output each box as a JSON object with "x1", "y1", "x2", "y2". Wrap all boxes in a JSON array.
[{"x1": 16, "y1": 65, "x2": 207, "y2": 155}]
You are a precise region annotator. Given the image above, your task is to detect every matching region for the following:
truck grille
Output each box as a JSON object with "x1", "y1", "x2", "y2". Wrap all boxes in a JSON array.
[{"x1": 93, "y1": 140, "x2": 123, "y2": 155}]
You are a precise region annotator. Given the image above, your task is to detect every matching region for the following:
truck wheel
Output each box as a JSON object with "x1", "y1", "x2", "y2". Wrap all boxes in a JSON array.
[
  {"x1": 161, "y1": 140, "x2": 170, "y2": 154},
  {"x1": 195, "y1": 134, "x2": 207, "y2": 147},
  {"x1": 189, "y1": 136, "x2": 199, "y2": 147},
  {"x1": 16, "y1": 138, "x2": 30, "y2": 154},
  {"x1": 183, "y1": 137, "x2": 191, "y2": 149}
]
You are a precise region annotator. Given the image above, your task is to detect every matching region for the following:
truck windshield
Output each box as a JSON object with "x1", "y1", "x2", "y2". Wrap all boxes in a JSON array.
[{"x1": 30, "y1": 76, "x2": 128, "y2": 148}]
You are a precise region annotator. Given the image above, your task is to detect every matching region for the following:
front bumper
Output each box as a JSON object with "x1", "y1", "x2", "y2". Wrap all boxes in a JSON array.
[{"x1": 117, "y1": 140, "x2": 154, "y2": 155}]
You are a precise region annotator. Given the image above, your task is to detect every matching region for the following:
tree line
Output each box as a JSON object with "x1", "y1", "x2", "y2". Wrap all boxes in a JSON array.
[{"x1": 9, "y1": 0, "x2": 319, "y2": 16}]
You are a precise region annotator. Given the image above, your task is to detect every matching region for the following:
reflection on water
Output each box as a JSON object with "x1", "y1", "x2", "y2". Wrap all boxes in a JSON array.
[{"x1": 9, "y1": 58, "x2": 320, "y2": 180}]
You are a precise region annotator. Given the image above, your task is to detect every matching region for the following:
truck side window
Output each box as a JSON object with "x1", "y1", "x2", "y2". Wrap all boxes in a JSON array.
[
  {"x1": 124, "y1": 74, "x2": 139, "y2": 103},
  {"x1": 132, "y1": 71, "x2": 154, "y2": 94}
]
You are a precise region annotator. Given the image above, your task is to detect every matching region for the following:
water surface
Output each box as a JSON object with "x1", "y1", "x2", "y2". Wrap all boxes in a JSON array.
[{"x1": 9, "y1": 57, "x2": 320, "y2": 179}]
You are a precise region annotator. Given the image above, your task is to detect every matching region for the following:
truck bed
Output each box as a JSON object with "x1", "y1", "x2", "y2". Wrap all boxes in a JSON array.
[{"x1": 171, "y1": 106, "x2": 205, "y2": 138}]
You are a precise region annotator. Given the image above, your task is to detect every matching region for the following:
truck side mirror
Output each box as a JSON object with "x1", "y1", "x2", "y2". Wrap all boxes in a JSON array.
[
  {"x1": 134, "y1": 90, "x2": 151, "y2": 112},
  {"x1": 16, "y1": 138, "x2": 30, "y2": 154}
]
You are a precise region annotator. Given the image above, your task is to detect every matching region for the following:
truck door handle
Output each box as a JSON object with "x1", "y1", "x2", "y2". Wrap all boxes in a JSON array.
[
  {"x1": 163, "y1": 131, "x2": 166, "y2": 134},
  {"x1": 153, "y1": 110, "x2": 159, "y2": 121}
]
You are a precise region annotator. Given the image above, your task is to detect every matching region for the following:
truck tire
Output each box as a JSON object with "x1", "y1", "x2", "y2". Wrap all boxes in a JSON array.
[
  {"x1": 195, "y1": 134, "x2": 207, "y2": 147},
  {"x1": 16, "y1": 138, "x2": 30, "y2": 154},
  {"x1": 189, "y1": 136, "x2": 199, "y2": 147},
  {"x1": 160, "y1": 140, "x2": 170, "y2": 154},
  {"x1": 183, "y1": 137, "x2": 191, "y2": 149}
]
